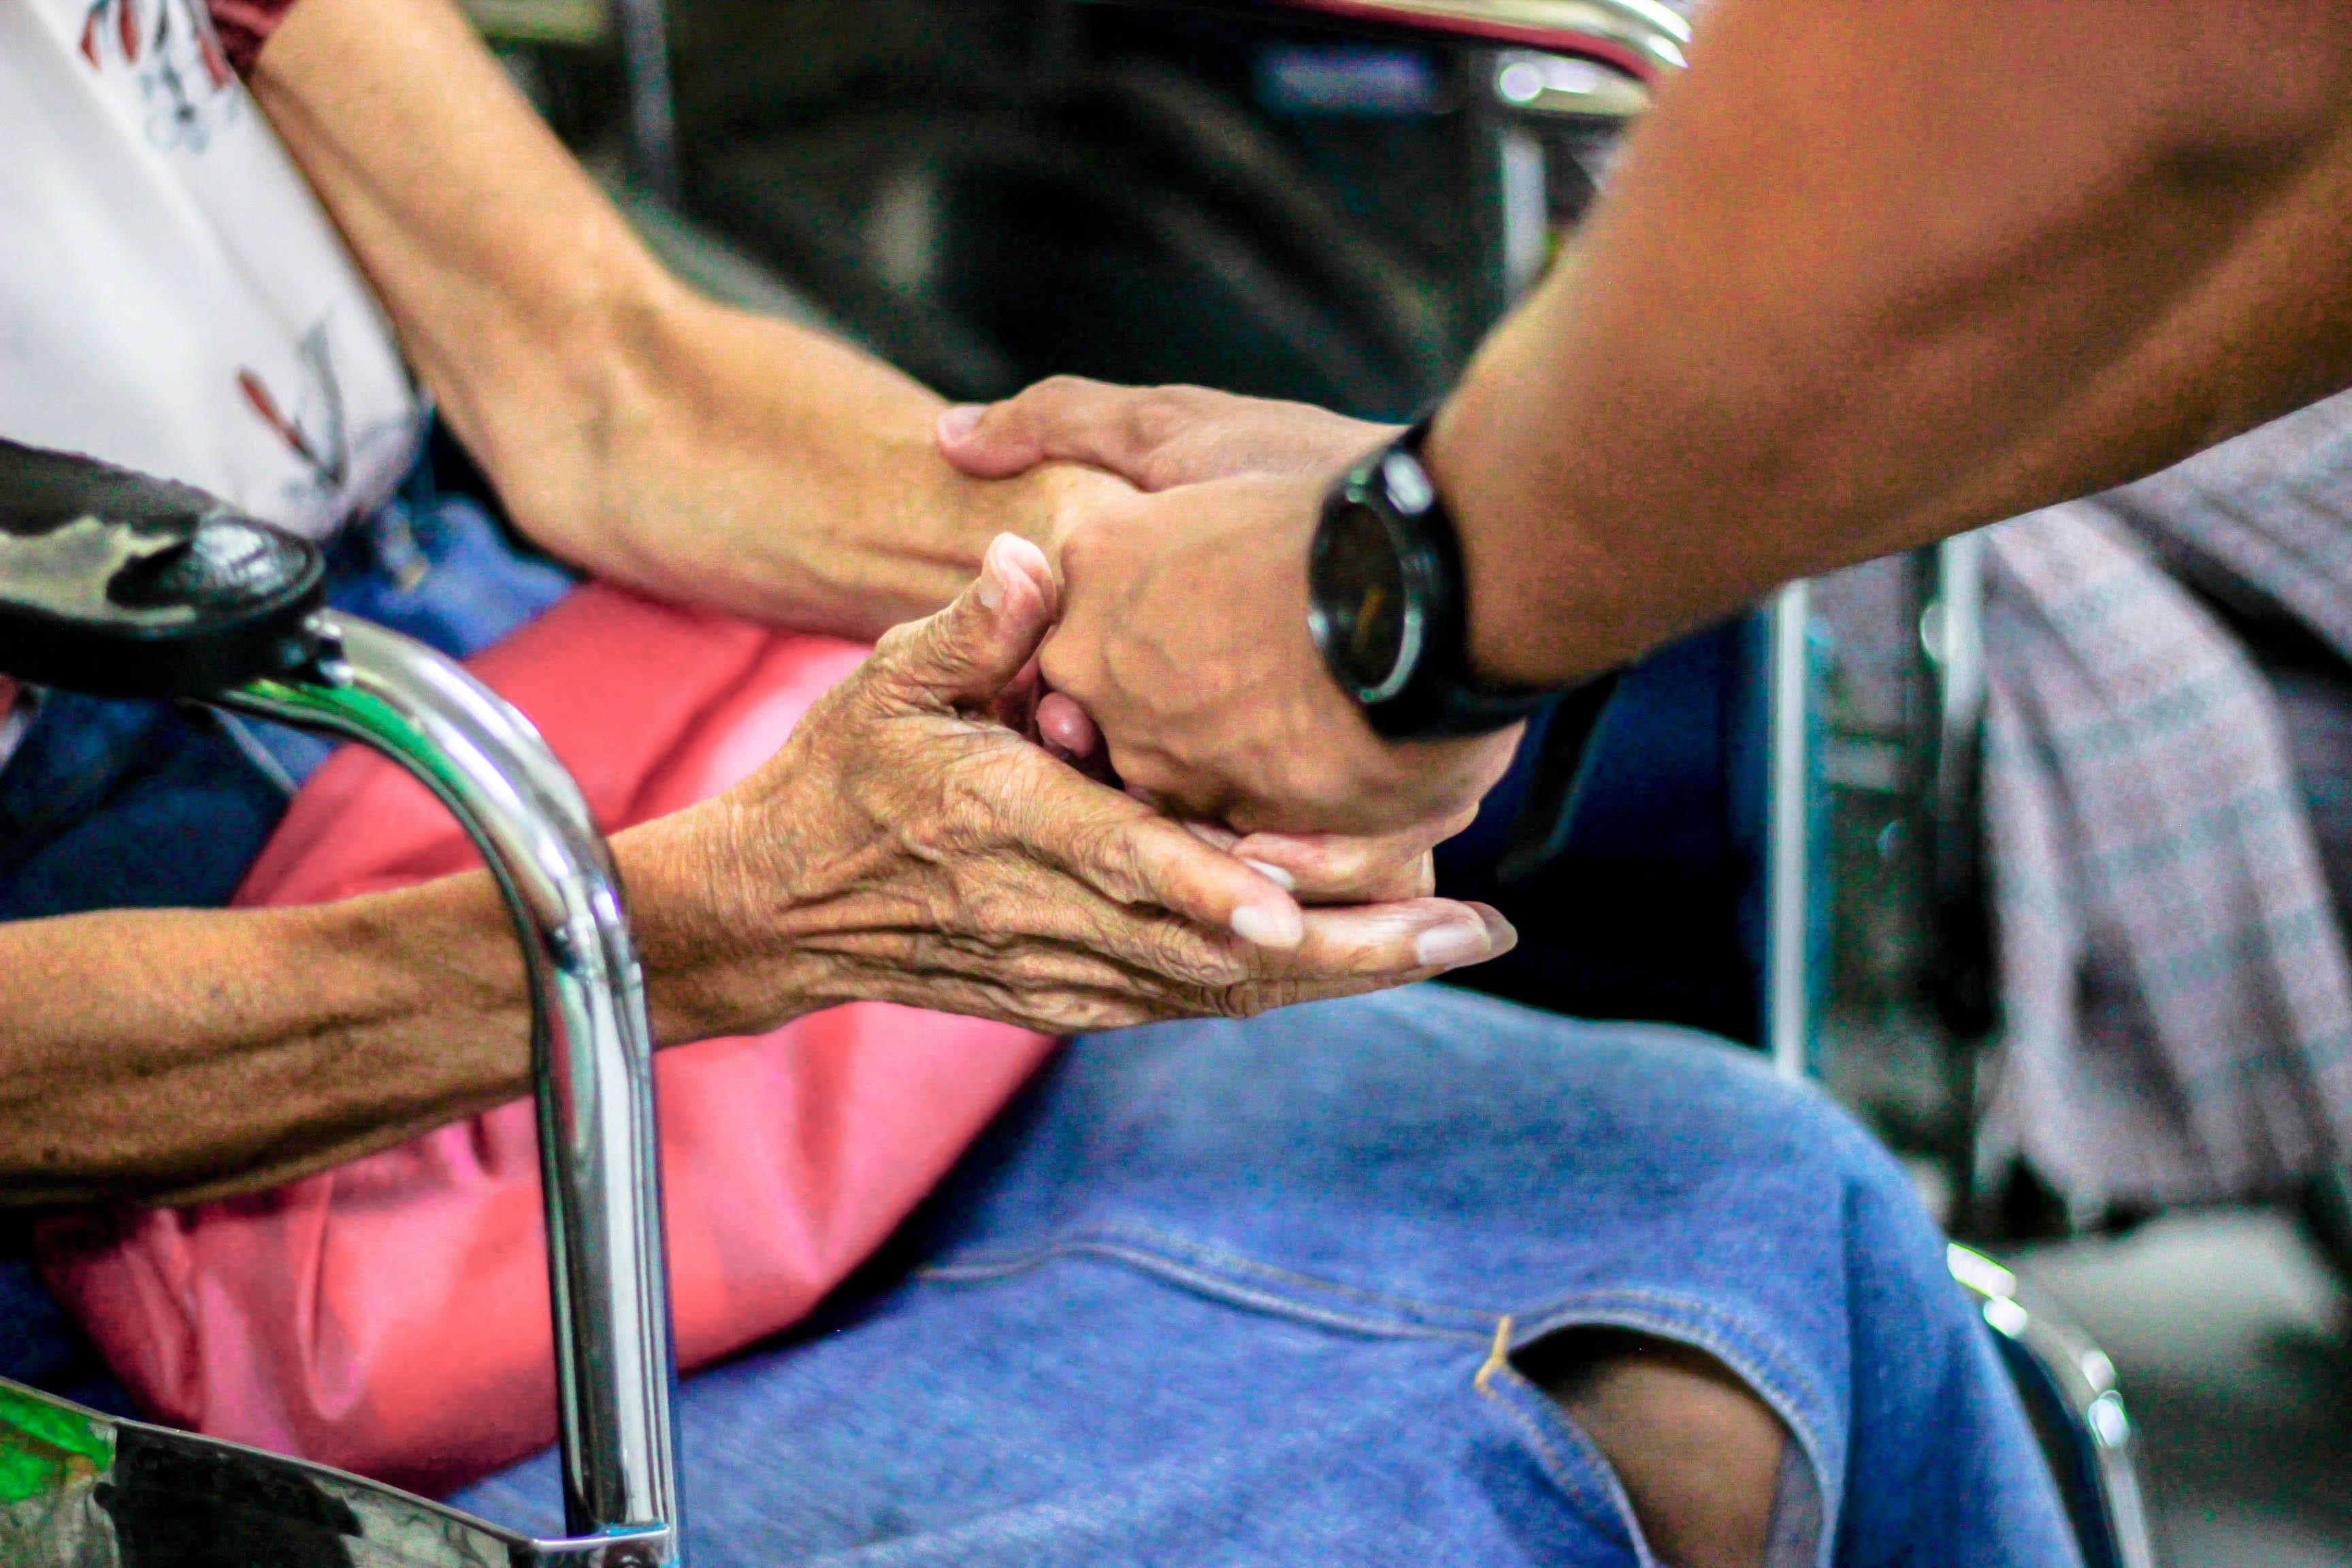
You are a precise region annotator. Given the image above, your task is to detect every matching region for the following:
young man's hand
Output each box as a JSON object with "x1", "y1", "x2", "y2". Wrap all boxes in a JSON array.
[
  {"x1": 941, "y1": 381, "x2": 1516, "y2": 843},
  {"x1": 1022, "y1": 470, "x2": 1520, "y2": 838},
  {"x1": 938, "y1": 377, "x2": 1397, "y2": 493}
]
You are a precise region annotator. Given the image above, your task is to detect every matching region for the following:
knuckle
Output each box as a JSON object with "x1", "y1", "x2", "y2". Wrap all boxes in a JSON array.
[
  {"x1": 1079, "y1": 821, "x2": 1151, "y2": 904},
  {"x1": 1126, "y1": 393, "x2": 1186, "y2": 451},
  {"x1": 1032, "y1": 374, "x2": 1102, "y2": 416},
  {"x1": 1215, "y1": 979, "x2": 1295, "y2": 1019},
  {"x1": 870, "y1": 619, "x2": 926, "y2": 668}
]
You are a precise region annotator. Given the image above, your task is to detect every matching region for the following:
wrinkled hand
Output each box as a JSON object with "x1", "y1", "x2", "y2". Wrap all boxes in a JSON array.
[
  {"x1": 647, "y1": 535, "x2": 1513, "y2": 1040},
  {"x1": 1036, "y1": 691, "x2": 1475, "y2": 904}
]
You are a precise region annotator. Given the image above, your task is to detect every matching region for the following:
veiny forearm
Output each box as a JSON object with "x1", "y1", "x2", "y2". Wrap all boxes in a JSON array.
[
  {"x1": 1437, "y1": 0, "x2": 2352, "y2": 687},
  {"x1": 0, "y1": 877, "x2": 527, "y2": 1207},
  {"x1": 0, "y1": 809, "x2": 810, "y2": 1208},
  {"x1": 247, "y1": 0, "x2": 1096, "y2": 640}
]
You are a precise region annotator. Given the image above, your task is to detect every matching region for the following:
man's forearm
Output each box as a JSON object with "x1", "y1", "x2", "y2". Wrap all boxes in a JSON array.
[
  {"x1": 1435, "y1": 0, "x2": 2352, "y2": 688},
  {"x1": 248, "y1": 0, "x2": 1103, "y2": 640}
]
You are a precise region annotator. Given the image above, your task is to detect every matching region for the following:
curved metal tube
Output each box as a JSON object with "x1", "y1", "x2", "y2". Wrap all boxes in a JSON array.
[
  {"x1": 1230, "y1": 0, "x2": 1690, "y2": 79},
  {"x1": 1949, "y1": 1245, "x2": 2161, "y2": 1568},
  {"x1": 614, "y1": 0, "x2": 683, "y2": 201},
  {"x1": 218, "y1": 610, "x2": 681, "y2": 1564}
]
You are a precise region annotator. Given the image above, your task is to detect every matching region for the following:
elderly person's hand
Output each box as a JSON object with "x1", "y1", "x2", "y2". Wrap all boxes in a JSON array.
[{"x1": 634, "y1": 534, "x2": 1512, "y2": 1042}]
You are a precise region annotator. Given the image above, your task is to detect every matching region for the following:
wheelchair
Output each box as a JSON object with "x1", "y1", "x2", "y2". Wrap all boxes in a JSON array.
[{"x1": 0, "y1": 3, "x2": 2155, "y2": 1564}]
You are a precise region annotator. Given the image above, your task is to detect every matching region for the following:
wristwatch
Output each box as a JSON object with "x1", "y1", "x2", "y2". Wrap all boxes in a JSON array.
[{"x1": 1307, "y1": 419, "x2": 1565, "y2": 740}]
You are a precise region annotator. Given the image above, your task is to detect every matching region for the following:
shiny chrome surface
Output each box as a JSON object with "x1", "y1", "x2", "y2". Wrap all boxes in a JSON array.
[
  {"x1": 0, "y1": 1377, "x2": 670, "y2": 1567},
  {"x1": 1923, "y1": 532, "x2": 1987, "y2": 856},
  {"x1": 1949, "y1": 1246, "x2": 2162, "y2": 1568},
  {"x1": 1764, "y1": 581, "x2": 1814, "y2": 1081},
  {"x1": 1492, "y1": 48, "x2": 1652, "y2": 116},
  {"x1": 218, "y1": 609, "x2": 682, "y2": 1560},
  {"x1": 1235, "y1": 0, "x2": 1689, "y2": 79}
]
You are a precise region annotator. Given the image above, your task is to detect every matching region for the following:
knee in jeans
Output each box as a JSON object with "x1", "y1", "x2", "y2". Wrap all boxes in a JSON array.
[{"x1": 1519, "y1": 1326, "x2": 1793, "y2": 1568}]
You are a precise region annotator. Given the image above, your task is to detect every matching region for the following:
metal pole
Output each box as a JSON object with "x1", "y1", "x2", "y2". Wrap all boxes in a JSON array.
[
  {"x1": 614, "y1": 0, "x2": 683, "y2": 204},
  {"x1": 223, "y1": 612, "x2": 682, "y2": 1563},
  {"x1": 1764, "y1": 581, "x2": 1813, "y2": 1081},
  {"x1": 1929, "y1": 532, "x2": 1987, "y2": 834}
]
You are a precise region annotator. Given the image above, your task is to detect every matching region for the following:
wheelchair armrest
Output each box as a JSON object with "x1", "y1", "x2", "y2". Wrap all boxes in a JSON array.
[
  {"x1": 0, "y1": 439, "x2": 681, "y2": 1550},
  {"x1": 0, "y1": 440, "x2": 323, "y2": 700}
]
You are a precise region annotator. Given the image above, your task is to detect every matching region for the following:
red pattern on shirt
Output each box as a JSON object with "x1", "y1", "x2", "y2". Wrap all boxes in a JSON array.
[{"x1": 207, "y1": 0, "x2": 299, "y2": 77}]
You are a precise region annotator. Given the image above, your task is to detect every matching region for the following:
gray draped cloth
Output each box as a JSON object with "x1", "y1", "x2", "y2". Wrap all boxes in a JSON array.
[{"x1": 1982, "y1": 391, "x2": 2352, "y2": 1212}]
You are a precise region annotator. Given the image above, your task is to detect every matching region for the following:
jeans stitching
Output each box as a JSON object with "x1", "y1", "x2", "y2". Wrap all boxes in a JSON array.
[
  {"x1": 1511, "y1": 1296, "x2": 1840, "y2": 1563},
  {"x1": 925, "y1": 1219, "x2": 1501, "y2": 1334},
  {"x1": 926, "y1": 1228, "x2": 1842, "y2": 1565},
  {"x1": 1514, "y1": 1292, "x2": 1827, "y2": 1426},
  {"x1": 1475, "y1": 1356, "x2": 1659, "y2": 1565},
  {"x1": 923, "y1": 1232, "x2": 1491, "y2": 1345}
]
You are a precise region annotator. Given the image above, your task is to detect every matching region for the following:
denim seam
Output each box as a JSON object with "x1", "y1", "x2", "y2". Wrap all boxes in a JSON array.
[
  {"x1": 921, "y1": 1232, "x2": 1492, "y2": 1346},
  {"x1": 924, "y1": 1224, "x2": 1841, "y2": 1564},
  {"x1": 925, "y1": 1219, "x2": 1501, "y2": 1333},
  {"x1": 1512, "y1": 1292, "x2": 1827, "y2": 1431},
  {"x1": 1512, "y1": 1295, "x2": 1839, "y2": 1568},
  {"x1": 1474, "y1": 1353, "x2": 1658, "y2": 1566}
]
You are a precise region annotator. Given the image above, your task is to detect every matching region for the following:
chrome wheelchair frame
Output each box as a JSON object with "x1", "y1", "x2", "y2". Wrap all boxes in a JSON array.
[{"x1": 1, "y1": 3, "x2": 2155, "y2": 1564}]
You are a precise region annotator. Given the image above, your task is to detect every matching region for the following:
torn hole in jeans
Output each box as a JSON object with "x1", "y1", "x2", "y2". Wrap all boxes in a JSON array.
[{"x1": 1512, "y1": 1324, "x2": 1823, "y2": 1568}]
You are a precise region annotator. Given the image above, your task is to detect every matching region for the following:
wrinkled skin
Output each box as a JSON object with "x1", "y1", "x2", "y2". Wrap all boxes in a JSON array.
[{"x1": 647, "y1": 534, "x2": 1514, "y2": 1041}]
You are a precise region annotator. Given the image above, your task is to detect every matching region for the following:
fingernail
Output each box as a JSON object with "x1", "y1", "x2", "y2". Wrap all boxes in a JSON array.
[
  {"x1": 1415, "y1": 920, "x2": 1490, "y2": 968},
  {"x1": 1184, "y1": 821, "x2": 1239, "y2": 850},
  {"x1": 937, "y1": 404, "x2": 985, "y2": 443},
  {"x1": 1242, "y1": 858, "x2": 1297, "y2": 891},
  {"x1": 975, "y1": 535, "x2": 1007, "y2": 610},
  {"x1": 1478, "y1": 907, "x2": 1520, "y2": 955},
  {"x1": 996, "y1": 532, "x2": 1051, "y2": 578},
  {"x1": 1231, "y1": 901, "x2": 1305, "y2": 950}
]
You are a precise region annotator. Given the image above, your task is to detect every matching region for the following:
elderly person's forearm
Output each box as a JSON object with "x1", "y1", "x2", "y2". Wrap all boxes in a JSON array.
[
  {"x1": 1436, "y1": 0, "x2": 2352, "y2": 690},
  {"x1": 0, "y1": 545, "x2": 1505, "y2": 1207},
  {"x1": 245, "y1": 0, "x2": 1113, "y2": 640},
  {"x1": 0, "y1": 876, "x2": 532, "y2": 1207}
]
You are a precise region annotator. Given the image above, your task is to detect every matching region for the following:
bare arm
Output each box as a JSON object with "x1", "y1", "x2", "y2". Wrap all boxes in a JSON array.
[
  {"x1": 246, "y1": 0, "x2": 1114, "y2": 639},
  {"x1": 943, "y1": 0, "x2": 2352, "y2": 833},
  {"x1": 1, "y1": 546, "x2": 1507, "y2": 1207},
  {"x1": 1442, "y1": 0, "x2": 2352, "y2": 685}
]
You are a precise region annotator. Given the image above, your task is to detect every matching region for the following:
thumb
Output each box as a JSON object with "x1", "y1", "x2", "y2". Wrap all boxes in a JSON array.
[
  {"x1": 936, "y1": 377, "x2": 1154, "y2": 483},
  {"x1": 872, "y1": 534, "x2": 1058, "y2": 710}
]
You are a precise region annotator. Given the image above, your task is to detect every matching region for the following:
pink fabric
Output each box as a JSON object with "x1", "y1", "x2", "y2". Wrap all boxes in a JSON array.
[{"x1": 37, "y1": 585, "x2": 1057, "y2": 1494}]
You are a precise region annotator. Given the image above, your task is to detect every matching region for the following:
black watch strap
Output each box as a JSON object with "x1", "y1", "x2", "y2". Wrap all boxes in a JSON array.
[{"x1": 1316, "y1": 420, "x2": 1598, "y2": 741}]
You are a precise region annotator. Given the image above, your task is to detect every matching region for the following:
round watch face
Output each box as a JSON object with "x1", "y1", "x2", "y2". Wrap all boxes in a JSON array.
[{"x1": 1309, "y1": 497, "x2": 1422, "y2": 703}]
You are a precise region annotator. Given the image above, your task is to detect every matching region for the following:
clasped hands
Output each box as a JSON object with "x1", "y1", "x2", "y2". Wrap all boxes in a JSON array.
[
  {"x1": 642, "y1": 383, "x2": 1520, "y2": 1041},
  {"x1": 938, "y1": 376, "x2": 1522, "y2": 849}
]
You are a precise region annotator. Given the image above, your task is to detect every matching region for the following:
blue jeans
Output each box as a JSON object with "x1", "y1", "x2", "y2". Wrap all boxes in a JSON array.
[
  {"x1": 0, "y1": 478, "x2": 2073, "y2": 1564},
  {"x1": 451, "y1": 988, "x2": 2076, "y2": 1567}
]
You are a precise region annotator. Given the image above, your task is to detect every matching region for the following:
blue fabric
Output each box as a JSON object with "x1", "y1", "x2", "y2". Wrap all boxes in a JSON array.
[
  {"x1": 1437, "y1": 622, "x2": 1765, "y2": 1043},
  {"x1": 452, "y1": 987, "x2": 2078, "y2": 1568},
  {"x1": 0, "y1": 466, "x2": 572, "y2": 1407},
  {"x1": 0, "y1": 483, "x2": 574, "y2": 919},
  {"x1": 1, "y1": 465, "x2": 2070, "y2": 1564}
]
